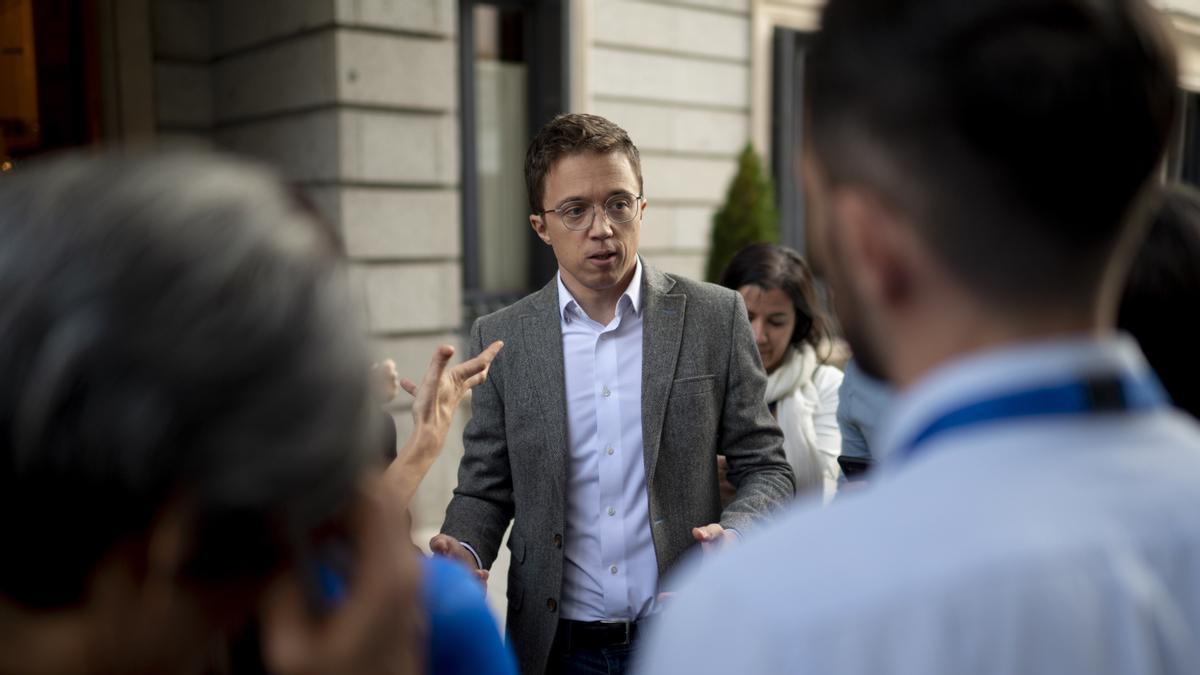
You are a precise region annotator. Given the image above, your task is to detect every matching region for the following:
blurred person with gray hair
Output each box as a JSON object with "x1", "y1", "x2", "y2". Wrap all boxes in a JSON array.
[
  {"x1": 0, "y1": 151, "x2": 506, "y2": 675},
  {"x1": 638, "y1": 0, "x2": 1200, "y2": 673}
]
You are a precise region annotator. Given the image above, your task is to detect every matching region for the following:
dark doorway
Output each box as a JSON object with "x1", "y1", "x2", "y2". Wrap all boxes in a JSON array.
[
  {"x1": 459, "y1": 0, "x2": 569, "y2": 326},
  {"x1": 0, "y1": 0, "x2": 101, "y2": 168}
]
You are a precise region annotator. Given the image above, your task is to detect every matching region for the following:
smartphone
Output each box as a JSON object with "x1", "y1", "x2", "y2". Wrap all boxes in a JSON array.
[
  {"x1": 837, "y1": 455, "x2": 874, "y2": 481},
  {"x1": 305, "y1": 538, "x2": 353, "y2": 615}
]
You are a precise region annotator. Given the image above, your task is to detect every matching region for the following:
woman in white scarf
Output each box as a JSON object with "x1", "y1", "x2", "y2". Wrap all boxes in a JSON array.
[{"x1": 719, "y1": 244, "x2": 844, "y2": 502}]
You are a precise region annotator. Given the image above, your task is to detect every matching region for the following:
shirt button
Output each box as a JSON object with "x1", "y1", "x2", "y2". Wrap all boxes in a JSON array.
[
  {"x1": 602, "y1": 386, "x2": 611, "y2": 398},
  {"x1": 547, "y1": 598, "x2": 558, "y2": 612},
  {"x1": 607, "y1": 506, "x2": 616, "y2": 516},
  {"x1": 606, "y1": 447, "x2": 615, "y2": 456},
  {"x1": 553, "y1": 533, "x2": 562, "y2": 548},
  {"x1": 610, "y1": 565, "x2": 618, "y2": 575}
]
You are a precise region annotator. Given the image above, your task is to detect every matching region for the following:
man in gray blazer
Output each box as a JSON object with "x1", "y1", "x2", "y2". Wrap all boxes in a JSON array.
[{"x1": 432, "y1": 113, "x2": 794, "y2": 674}]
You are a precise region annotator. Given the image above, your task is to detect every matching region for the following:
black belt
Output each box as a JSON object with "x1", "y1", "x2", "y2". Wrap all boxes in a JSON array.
[{"x1": 555, "y1": 618, "x2": 642, "y2": 650}]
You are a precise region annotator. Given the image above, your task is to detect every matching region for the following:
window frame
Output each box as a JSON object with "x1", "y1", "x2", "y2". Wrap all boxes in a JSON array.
[
  {"x1": 771, "y1": 26, "x2": 814, "y2": 255},
  {"x1": 459, "y1": 0, "x2": 570, "y2": 326}
]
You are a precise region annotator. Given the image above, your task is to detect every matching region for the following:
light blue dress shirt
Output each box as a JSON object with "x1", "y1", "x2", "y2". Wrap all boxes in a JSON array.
[
  {"x1": 637, "y1": 335, "x2": 1200, "y2": 674},
  {"x1": 556, "y1": 259, "x2": 657, "y2": 622}
]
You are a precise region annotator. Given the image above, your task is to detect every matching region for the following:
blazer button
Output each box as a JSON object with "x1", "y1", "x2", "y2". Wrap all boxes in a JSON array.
[
  {"x1": 546, "y1": 598, "x2": 558, "y2": 612},
  {"x1": 553, "y1": 533, "x2": 562, "y2": 548}
]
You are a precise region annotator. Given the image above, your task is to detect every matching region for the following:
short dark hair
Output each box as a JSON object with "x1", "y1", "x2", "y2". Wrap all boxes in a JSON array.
[
  {"x1": 525, "y1": 113, "x2": 643, "y2": 213},
  {"x1": 806, "y1": 0, "x2": 1178, "y2": 307},
  {"x1": 1119, "y1": 184, "x2": 1200, "y2": 419},
  {"x1": 719, "y1": 243, "x2": 834, "y2": 356},
  {"x1": 0, "y1": 152, "x2": 375, "y2": 607}
]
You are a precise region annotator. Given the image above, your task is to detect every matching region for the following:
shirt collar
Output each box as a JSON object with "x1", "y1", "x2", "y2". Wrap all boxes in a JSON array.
[
  {"x1": 556, "y1": 257, "x2": 644, "y2": 324},
  {"x1": 874, "y1": 333, "x2": 1153, "y2": 470}
]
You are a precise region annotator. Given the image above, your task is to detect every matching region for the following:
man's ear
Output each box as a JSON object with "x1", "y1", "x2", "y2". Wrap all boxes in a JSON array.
[
  {"x1": 831, "y1": 187, "x2": 914, "y2": 308},
  {"x1": 530, "y1": 214, "x2": 551, "y2": 245}
]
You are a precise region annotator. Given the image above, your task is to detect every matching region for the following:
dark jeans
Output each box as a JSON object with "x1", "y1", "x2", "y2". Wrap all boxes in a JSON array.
[{"x1": 547, "y1": 621, "x2": 639, "y2": 675}]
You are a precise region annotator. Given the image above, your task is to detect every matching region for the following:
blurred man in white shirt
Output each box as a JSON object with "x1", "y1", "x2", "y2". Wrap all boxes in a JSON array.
[{"x1": 638, "y1": 1, "x2": 1200, "y2": 673}]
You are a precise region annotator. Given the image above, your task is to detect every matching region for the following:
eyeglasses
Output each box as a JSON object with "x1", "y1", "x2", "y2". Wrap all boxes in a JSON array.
[{"x1": 540, "y1": 192, "x2": 643, "y2": 231}]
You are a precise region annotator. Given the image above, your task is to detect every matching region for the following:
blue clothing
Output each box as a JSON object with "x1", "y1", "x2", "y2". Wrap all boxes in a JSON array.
[
  {"x1": 424, "y1": 556, "x2": 517, "y2": 675},
  {"x1": 835, "y1": 358, "x2": 893, "y2": 461}
]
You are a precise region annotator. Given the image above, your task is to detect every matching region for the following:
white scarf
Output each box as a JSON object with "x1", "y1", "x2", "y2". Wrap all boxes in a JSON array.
[{"x1": 765, "y1": 344, "x2": 827, "y2": 495}]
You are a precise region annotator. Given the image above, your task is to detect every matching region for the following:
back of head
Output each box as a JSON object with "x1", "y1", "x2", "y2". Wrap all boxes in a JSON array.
[
  {"x1": 807, "y1": 0, "x2": 1178, "y2": 308},
  {"x1": 1119, "y1": 184, "x2": 1200, "y2": 418},
  {"x1": 0, "y1": 152, "x2": 374, "y2": 608}
]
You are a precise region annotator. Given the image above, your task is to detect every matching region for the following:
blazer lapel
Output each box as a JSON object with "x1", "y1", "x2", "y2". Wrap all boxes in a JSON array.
[
  {"x1": 640, "y1": 265, "x2": 685, "y2": 485},
  {"x1": 521, "y1": 279, "x2": 569, "y2": 505}
]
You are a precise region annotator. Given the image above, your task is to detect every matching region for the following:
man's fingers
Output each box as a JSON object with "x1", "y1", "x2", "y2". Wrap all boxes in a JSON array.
[
  {"x1": 423, "y1": 344, "x2": 456, "y2": 383},
  {"x1": 429, "y1": 534, "x2": 454, "y2": 556},
  {"x1": 451, "y1": 341, "x2": 504, "y2": 384},
  {"x1": 430, "y1": 533, "x2": 478, "y2": 569},
  {"x1": 460, "y1": 367, "x2": 491, "y2": 391},
  {"x1": 692, "y1": 523, "x2": 725, "y2": 542},
  {"x1": 399, "y1": 378, "x2": 417, "y2": 397},
  {"x1": 481, "y1": 340, "x2": 504, "y2": 360}
]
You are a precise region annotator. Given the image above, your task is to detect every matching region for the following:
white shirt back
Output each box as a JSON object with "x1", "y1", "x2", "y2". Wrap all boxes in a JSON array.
[{"x1": 637, "y1": 336, "x2": 1200, "y2": 674}]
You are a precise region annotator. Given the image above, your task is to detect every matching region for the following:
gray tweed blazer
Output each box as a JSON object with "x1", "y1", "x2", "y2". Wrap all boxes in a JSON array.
[{"x1": 440, "y1": 263, "x2": 794, "y2": 674}]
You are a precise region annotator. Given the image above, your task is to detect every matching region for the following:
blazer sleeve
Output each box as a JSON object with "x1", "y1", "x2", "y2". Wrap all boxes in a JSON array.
[
  {"x1": 439, "y1": 319, "x2": 514, "y2": 569},
  {"x1": 718, "y1": 292, "x2": 796, "y2": 532}
]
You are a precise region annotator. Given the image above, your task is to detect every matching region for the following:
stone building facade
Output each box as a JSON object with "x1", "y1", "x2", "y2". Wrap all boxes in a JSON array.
[{"x1": 5, "y1": 0, "x2": 1200, "y2": 618}]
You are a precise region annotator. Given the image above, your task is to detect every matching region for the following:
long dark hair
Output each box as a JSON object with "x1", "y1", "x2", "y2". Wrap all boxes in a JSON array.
[{"x1": 719, "y1": 243, "x2": 832, "y2": 359}]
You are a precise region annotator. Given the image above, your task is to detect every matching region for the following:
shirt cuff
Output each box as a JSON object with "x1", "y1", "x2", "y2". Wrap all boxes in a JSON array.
[{"x1": 458, "y1": 541, "x2": 484, "y2": 569}]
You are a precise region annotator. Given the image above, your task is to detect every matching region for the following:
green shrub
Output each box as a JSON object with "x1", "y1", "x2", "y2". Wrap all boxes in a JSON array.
[{"x1": 704, "y1": 144, "x2": 780, "y2": 283}]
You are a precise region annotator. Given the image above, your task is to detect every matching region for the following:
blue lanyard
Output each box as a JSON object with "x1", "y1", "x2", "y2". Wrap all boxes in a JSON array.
[{"x1": 896, "y1": 373, "x2": 1169, "y2": 463}]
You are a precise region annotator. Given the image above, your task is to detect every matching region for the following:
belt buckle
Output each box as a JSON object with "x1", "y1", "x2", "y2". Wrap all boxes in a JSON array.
[{"x1": 601, "y1": 620, "x2": 633, "y2": 646}]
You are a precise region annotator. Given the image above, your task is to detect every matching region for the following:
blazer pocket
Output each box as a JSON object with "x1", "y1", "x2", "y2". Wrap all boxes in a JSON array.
[
  {"x1": 506, "y1": 530, "x2": 527, "y2": 564},
  {"x1": 507, "y1": 573, "x2": 525, "y2": 612},
  {"x1": 671, "y1": 374, "x2": 716, "y2": 398},
  {"x1": 506, "y1": 533, "x2": 526, "y2": 612}
]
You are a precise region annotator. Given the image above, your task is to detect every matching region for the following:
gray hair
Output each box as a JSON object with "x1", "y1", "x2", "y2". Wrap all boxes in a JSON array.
[{"x1": 0, "y1": 151, "x2": 376, "y2": 606}]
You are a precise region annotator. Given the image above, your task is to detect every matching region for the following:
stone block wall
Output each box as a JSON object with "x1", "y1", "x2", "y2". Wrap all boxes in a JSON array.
[
  {"x1": 586, "y1": 0, "x2": 753, "y2": 281},
  {"x1": 147, "y1": 0, "x2": 468, "y2": 537}
]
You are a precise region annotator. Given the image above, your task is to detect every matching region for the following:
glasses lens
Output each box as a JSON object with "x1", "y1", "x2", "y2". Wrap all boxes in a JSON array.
[
  {"x1": 559, "y1": 201, "x2": 591, "y2": 229},
  {"x1": 605, "y1": 194, "x2": 637, "y2": 223}
]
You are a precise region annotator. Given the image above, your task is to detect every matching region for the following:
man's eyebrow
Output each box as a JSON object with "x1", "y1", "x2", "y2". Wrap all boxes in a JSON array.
[
  {"x1": 554, "y1": 195, "x2": 587, "y2": 205},
  {"x1": 553, "y1": 189, "x2": 637, "y2": 206}
]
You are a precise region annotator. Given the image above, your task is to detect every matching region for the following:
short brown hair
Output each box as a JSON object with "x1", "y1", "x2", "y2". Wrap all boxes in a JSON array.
[{"x1": 524, "y1": 113, "x2": 643, "y2": 214}]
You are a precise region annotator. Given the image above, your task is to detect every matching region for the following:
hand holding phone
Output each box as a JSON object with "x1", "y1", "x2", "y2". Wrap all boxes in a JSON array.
[{"x1": 260, "y1": 479, "x2": 423, "y2": 675}]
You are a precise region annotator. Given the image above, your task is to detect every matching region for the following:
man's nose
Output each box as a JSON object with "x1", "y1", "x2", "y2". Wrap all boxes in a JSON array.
[{"x1": 587, "y1": 207, "x2": 614, "y2": 238}]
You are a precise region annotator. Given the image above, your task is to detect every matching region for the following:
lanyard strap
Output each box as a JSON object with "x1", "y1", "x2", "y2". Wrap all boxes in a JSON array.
[{"x1": 896, "y1": 373, "x2": 1169, "y2": 462}]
